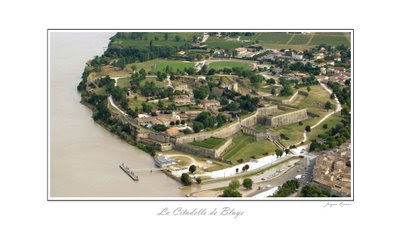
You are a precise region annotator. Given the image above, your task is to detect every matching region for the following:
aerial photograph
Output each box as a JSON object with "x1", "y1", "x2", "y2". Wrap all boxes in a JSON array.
[{"x1": 49, "y1": 31, "x2": 352, "y2": 199}]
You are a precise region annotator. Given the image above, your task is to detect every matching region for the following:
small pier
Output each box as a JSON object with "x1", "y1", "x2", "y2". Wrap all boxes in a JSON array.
[{"x1": 119, "y1": 163, "x2": 139, "y2": 181}]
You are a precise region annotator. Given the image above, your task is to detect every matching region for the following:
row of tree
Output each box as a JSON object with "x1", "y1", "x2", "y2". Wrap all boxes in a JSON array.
[
  {"x1": 192, "y1": 112, "x2": 227, "y2": 133},
  {"x1": 272, "y1": 180, "x2": 300, "y2": 197},
  {"x1": 300, "y1": 184, "x2": 331, "y2": 197},
  {"x1": 220, "y1": 178, "x2": 254, "y2": 197}
]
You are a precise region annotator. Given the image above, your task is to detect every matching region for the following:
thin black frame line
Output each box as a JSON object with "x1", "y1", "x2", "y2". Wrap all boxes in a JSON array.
[
  {"x1": 48, "y1": 29, "x2": 354, "y2": 31},
  {"x1": 47, "y1": 29, "x2": 354, "y2": 202}
]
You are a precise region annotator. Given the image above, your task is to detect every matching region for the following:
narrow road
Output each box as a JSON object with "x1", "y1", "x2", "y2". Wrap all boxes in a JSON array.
[
  {"x1": 108, "y1": 96, "x2": 128, "y2": 116},
  {"x1": 167, "y1": 75, "x2": 173, "y2": 88},
  {"x1": 201, "y1": 32, "x2": 209, "y2": 43}
]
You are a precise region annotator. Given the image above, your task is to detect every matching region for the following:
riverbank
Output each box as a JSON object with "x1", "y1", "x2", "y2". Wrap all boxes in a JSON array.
[{"x1": 50, "y1": 32, "x2": 182, "y2": 197}]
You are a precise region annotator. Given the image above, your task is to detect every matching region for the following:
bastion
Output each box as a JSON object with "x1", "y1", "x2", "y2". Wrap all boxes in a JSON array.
[{"x1": 264, "y1": 108, "x2": 308, "y2": 127}]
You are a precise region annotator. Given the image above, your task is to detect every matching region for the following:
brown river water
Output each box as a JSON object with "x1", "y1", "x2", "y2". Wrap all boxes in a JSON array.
[{"x1": 49, "y1": 32, "x2": 185, "y2": 197}]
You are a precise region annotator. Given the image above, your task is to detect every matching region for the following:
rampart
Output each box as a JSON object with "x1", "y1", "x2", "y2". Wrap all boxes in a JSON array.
[
  {"x1": 174, "y1": 138, "x2": 232, "y2": 158},
  {"x1": 265, "y1": 108, "x2": 308, "y2": 127},
  {"x1": 264, "y1": 91, "x2": 299, "y2": 104},
  {"x1": 175, "y1": 106, "x2": 278, "y2": 144}
]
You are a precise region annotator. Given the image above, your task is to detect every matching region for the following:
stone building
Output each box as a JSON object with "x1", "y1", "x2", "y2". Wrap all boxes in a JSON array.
[
  {"x1": 173, "y1": 95, "x2": 192, "y2": 106},
  {"x1": 173, "y1": 83, "x2": 192, "y2": 94},
  {"x1": 134, "y1": 114, "x2": 181, "y2": 127},
  {"x1": 201, "y1": 99, "x2": 221, "y2": 109},
  {"x1": 313, "y1": 142, "x2": 351, "y2": 197},
  {"x1": 221, "y1": 81, "x2": 238, "y2": 92}
]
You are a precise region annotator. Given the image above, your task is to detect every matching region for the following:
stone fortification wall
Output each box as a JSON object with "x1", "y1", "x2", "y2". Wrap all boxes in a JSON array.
[
  {"x1": 266, "y1": 109, "x2": 308, "y2": 127},
  {"x1": 139, "y1": 138, "x2": 173, "y2": 151},
  {"x1": 174, "y1": 143, "x2": 215, "y2": 158},
  {"x1": 175, "y1": 121, "x2": 241, "y2": 144},
  {"x1": 148, "y1": 132, "x2": 170, "y2": 143},
  {"x1": 214, "y1": 138, "x2": 233, "y2": 157},
  {"x1": 241, "y1": 125, "x2": 279, "y2": 141},
  {"x1": 258, "y1": 105, "x2": 278, "y2": 115},
  {"x1": 282, "y1": 91, "x2": 299, "y2": 104},
  {"x1": 175, "y1": 106, "x2": 278, "y2": 144},
  {"x1": 264, "y1": 92, "x2": 299, "y2": 105},
  {"x1": 175, "y1": 138, "x2": 232, "y2": 158}
]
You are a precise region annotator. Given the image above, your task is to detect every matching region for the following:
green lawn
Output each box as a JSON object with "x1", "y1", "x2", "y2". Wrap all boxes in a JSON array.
[
  {"x1": 294, "y1": 84, "x2": 333, "y2": 117},
  {"x1": 223, "y1": 134, "x2": 278, "y2": 164},
  {"x1": 223, "y1": 135, "x2": 254, "y2": 160},
  {"x1": 190, "y1": 137, "x2": 227, "y2": 149},
  {"x1": 205, "y1": 37, "x2": 244, "y2": 49},
  {"x1": 116, "y1": 77, "x2": 131, "y2": 88},
  {"x1": 268, "y1": 84, "x2": 338, "y2": 147},
  {"x1": 160, "y1": 150, "x2": 231, "y2": 172},
  {"x1": 127, "y1": 95, "x2": 154, "y2": 111},
  {"x1": 307, "y1": 112, "x2": 343, "y2": 141},
  {"x1": 139, "y1": 77, "x2": 167, "y2": 88},
  {"x1": 110, "y1": 32, "x2": 201, "y2": 48},
  {"x1": 207, "y1": 61, "x2": 250, "y2": 70},
  {"x1": 128, "y1": 59, "x2": 195, "y2": 73},
  {"x1": 270, "y1": 120, "x2": 311, "y2": 147},
  {"x1": 254, "y1": 123, "x2": 267, "y2": 132},
  {"x1": 241, "y1": 32, "x2": 351, "y2": 50},
  {"x1": 248, "y1": 32, "x2": 293, "y2": 45},
  {"x1": 93, "y1": 87, "x2": 107, "y2": 95}
]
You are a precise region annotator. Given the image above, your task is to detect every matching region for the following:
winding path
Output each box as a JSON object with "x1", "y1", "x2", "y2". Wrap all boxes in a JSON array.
[
  {"x1": 108, "y1": 96, "x2": 128, "y2": 116},
  {"x1": 293, "y1": 81, "x2": 342, "y2": 146}
]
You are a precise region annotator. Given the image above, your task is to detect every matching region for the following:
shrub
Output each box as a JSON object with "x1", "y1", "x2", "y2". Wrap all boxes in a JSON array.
[
  {"x1": 189, "y1": 165, "x2": 197, "y2": 174},
  {"x1": 181, "y1": 173, "x2": 192, "y2": 185},
  {"x1": 196, "y1": 177, "x2": 202, "y2": 184},
  {"x1": 242, "y1": 178, "x2": 253, "y2": 189},
  {"x1": 220, "y1": 188, "x2": 242, "y2": 197},
  {"x1": 229, "y1": 179, "x2": 241, "y2": 190}
]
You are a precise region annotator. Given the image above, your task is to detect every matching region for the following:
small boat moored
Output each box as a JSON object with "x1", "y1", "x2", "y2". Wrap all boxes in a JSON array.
[{"x1": 119, "y1": 163, "x2": 139, "y2": 181}]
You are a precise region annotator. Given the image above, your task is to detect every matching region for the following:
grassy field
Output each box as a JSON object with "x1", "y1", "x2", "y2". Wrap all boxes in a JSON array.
[
  {"x1": 223, "y1": 134, "x2": 278, "y2": 164},
  {"x1": 190, "y1": 137, "x2": 227, "y2": 149},
  {"x1": 127, "y1": 95, "x2": 154, "y2": 110},
  {"x1": 160, "y1": 150, "x2": 231, "y2": 172},
  {"x1": 288, "y1": 34, "x2": 313, "y2": 45},
  {"x1": 250, "y1": 32, "x2": 293, "y2": 44},
  {"x1": 223, "y1": 135, "x2": 254, "y2": 160},
  {"x1": 205, "y1": 37, "x2": 244, "y2": 49},
  {"x1": 139, "y1": 77, "x2": 167, "y2": 88},
  {"x1": 307, "y1": 112, "x2": 343, "y2": 140},
  {"x1": 127, "y1": 59, "x2": 195, "y2": 73},
  {"x1": 273, "y1": 111, "x2": 343, "y2": 147},
  {"x1": 270, "y1": 120, "x2": 310, "y2": 147},
  {"x1": 310, "y1": 34, "x2": 350, "y2": 46},
  {"x1": 111, "y1": 32, "x2": 201, "y2": 48},
  {"x1": 245, "y1": 32, "x2": 350, "y2": 50},
  {"x1": 116, "y1": 77, "x2": 131, "y2": 88},
  {"x1": 294, "y1": 84, "x2": 333, "y2": 116},
  {"x1": 111, "y1": 32, "x2": 350, "y2": 51},
  {"x1": 270, "y1": 84, "x2": 337, "y2": 146},
  {"x1": 207, "y1": 61, "x2": 250, "y2": 70}
]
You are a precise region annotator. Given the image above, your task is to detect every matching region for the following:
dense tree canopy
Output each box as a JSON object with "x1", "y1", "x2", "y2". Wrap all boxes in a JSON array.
[{"x1": 193, "y1": 86, "x2": 209, "y2": 100}]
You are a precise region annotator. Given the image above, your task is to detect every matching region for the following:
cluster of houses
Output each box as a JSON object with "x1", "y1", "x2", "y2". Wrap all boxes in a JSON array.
[
  {"x1": 312, "y1": 142, "x2": 351, "y2": 197},
  {"x1": 128, "y1": 43, "x2": 350, "y2": 137}
]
